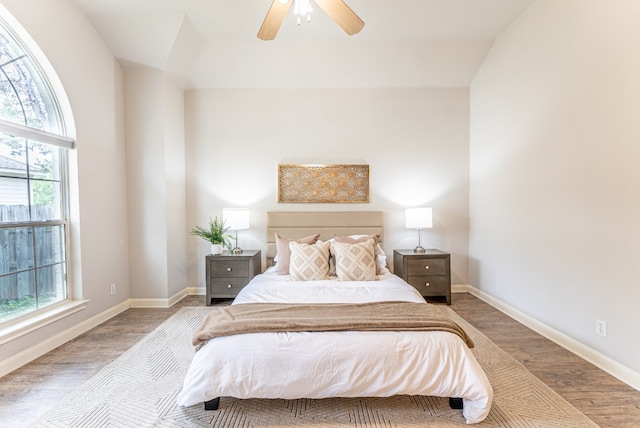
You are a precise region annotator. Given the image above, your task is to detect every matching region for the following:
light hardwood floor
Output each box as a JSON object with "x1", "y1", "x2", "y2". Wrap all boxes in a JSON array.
[{"x1": 0, "y1": 293, "x2": 639, "y2": 427}]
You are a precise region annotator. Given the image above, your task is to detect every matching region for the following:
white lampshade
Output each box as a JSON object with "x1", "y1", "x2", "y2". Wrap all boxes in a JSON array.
[
  {"x1": 405, "y1": 207, "x2": 433, "y2": 229},
  {"x1": 223, "y1": 208, "x2": 250, "y2": 231}
]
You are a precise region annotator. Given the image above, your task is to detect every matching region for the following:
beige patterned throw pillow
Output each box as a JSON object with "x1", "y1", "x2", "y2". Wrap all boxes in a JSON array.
[
  {"x1": 289, "y1": 240, "x2": 331, "y2": 281},
  {"x1": 275, "y1": 233, "x2": 320, "y2": 275},
  {"x1": 332, "y1": 234, "x2": 389, "y2": 275},
  {"x1": 331, "y1": 239, "x2": 378, "y2": 281}
]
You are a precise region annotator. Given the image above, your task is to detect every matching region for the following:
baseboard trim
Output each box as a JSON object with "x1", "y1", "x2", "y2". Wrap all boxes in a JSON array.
[
  {"x1": 129, "y1": 290, "x2": 186, "y2": 308},
  {"x1": 452, "y1": 284, "x2": 469, "y2": 293},
  {"x1": 0, "y1": 300, "x2": 130, "y2": 378},
  {"x1": 129, "y1": 287, "x2": 205, "y2": 308},
  {"x1": 466, "y1": 285, "x2": 640, "y2": 392},
  {"x1": 186, "y1": 286, "x2": 205, "y2": 296}
]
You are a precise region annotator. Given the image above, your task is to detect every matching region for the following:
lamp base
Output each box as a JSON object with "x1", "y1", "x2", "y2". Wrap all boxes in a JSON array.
[
  {"x1": 232, "y1": 247, "x2": 243, "y2": 255},
  {"x1": 413, "y1": 246, "x2": 426, "y2": 254}
]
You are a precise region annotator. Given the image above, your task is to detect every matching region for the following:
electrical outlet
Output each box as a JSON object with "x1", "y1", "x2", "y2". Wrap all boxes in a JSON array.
[
  {"x1": 110, "y1": 283, "x2": 116, "y2": 296},
  {"x1": 596, "y1": 319, "x2": 607, "y2": 337}
]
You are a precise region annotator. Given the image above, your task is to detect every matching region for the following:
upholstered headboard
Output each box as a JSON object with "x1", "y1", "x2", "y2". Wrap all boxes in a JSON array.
[{"x1": 266, "y1": 211, "x2": 384, "y2": 266}]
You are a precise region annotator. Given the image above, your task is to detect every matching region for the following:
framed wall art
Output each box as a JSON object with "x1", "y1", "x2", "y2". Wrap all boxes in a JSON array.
[{"x1": 278, "y1": 164, "x2": 370, "y2": 203}]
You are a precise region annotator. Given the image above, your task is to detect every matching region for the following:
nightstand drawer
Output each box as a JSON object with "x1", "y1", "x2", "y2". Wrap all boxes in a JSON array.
[
  {"x1": 210, "y1": 260, "x2": 250, "y2": 278},
  {"x1": 406, "y1": 276, "x2": 448, "y2": 294},
  {"x1": 211, "y1": 278, "x2": 250, "y2": 294},
  {"x1": 407, "y1": 258, "x2": 446, "y2": 276},
  {"x1": 205, "y1": 250, "x2": 261, "y2": 305}
]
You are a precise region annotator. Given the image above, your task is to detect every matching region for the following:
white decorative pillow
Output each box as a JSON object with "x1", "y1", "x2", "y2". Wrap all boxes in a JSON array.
[
  {"x1": 331, "y1": 239, "x2": 378, "y2": 281},
  {"x1": 289, "y1": 240, "x2": 331, "y2": 281},
  {"x1": 331, "y1": 234, "x2": 389, "y2": 275},
  {"x1": 335, "y1": 234, "x2": 380, "y2": 243}
]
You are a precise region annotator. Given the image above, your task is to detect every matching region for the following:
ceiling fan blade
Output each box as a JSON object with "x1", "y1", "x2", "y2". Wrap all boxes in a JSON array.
[
  {"x1": 313, "y1": 0, "x2": 365, "y2": 36},
  {"x1": 258, "y1": 0, "x2": 293, "y2": 41}
]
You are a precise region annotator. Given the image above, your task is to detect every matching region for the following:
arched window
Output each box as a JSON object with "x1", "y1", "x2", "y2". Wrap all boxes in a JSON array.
[{"x1": 0, "y1": 16, "x2": 73, "y2": 323}]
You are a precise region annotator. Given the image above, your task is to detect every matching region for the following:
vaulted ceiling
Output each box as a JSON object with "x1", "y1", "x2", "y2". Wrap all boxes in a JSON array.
[{"x1": 70, "y1": 0, "x2": 536, "y2": 89}]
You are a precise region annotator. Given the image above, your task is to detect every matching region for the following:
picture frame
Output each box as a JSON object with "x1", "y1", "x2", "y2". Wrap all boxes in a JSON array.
[{"x1": 278, "y1": 164, "x2": 370, "y2": 203}]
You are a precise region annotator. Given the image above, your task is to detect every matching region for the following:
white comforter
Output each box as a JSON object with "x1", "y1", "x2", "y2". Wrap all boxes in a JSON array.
[{"x1": 177, "y1": 271, "x2": 493, "y2": 424}]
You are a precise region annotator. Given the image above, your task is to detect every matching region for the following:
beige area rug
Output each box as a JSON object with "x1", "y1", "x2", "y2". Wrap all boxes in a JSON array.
[{"x1": 31, "y1": 306, "x2": 598, "y2": 427}]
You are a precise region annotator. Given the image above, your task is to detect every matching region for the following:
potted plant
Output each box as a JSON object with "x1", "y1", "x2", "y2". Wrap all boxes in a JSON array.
[{"x1": 190, "y1": 216, "x2": 234, "y2": 255}]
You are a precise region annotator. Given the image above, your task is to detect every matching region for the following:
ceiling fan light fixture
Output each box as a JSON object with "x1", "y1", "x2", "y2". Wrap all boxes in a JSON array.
[
  {"x1": 257, "y1": 0, "x2": 364, "y2": 41},
  {"x1": 293, "y1": 0, "x2": 312, "y2": 25}
]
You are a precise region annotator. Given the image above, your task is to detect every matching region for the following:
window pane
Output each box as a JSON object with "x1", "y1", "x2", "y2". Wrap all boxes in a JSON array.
[
  {"x1": 0, "y1": 64, "x2": 26, "y2": 125},
  {"x1": 8, "y1": 58, "x2": 49, "y2": 130},
  {"x1": 34, "y1": 225, "x2": 64, "y2": 266},
  {"x1": 0, "y1": 270, "x2": 35, "y2": 322},
  {"x1": 29, "y1": 141, "x2": 61, "y2": 181},
  {"x1": 36, "y1": 263, "x2": 65, "y2": 309},
  {"x1": 1, "y1": 133, "x2": 30, "y2": 217},
  {"x1": 0, "y1": 45, "x2": 52, "y2": 131},
  {"x1": 0, "y1": 133, "x2": 28, "y2": 174},
  {"x1": 0, "y1": 177, "x2": 30, "y2": 218},
  {"x1": 30, "y1": 180, "x2": 61, "y2": 220},
  {"x1": 0, "y1": 137, "x2": 63, "y2": 221},
  {"x1": 0, "y1": 226, "x2": 34, "y2": 275}
]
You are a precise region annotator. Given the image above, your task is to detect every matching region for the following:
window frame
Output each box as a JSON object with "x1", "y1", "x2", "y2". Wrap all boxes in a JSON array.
[{"x1": 0, "y1": 15, "x2": 76, "y2": 329}]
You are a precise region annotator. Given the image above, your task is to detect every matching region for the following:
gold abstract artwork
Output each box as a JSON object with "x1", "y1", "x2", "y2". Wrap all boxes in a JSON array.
[{"x1": 278, "y1": 164, "x2": 370, "y2": 203}]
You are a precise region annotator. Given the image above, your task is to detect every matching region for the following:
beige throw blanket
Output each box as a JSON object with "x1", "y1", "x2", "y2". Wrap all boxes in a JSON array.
[{"x1": 193, "y1": 301, "x2": 474, "y2": 348}]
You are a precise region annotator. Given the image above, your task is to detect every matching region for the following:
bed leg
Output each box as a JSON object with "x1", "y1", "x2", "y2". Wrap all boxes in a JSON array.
[
  {"x1": 204, "y1": 397, "x2": 220, "y2": 411},
  {"x1": 449, "y1": 397, "x2": 463, "y2": 409}
]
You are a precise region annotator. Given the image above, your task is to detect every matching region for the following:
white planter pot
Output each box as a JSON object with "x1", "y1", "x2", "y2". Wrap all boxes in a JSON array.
[{"x1": 210, "y1": 244, "x2": 223, "y2": 255}]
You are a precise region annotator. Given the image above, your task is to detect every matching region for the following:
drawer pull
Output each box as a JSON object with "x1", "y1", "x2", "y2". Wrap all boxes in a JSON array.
[
  {"x1": 424, "y1": 265, "x2": 430, "y2": 270},
  {"x1": 227, "y1": 267, "x2": 232, "y2": 272},
  {"x1": 227, "y1": 284, "x2": 233, "y2": 289},
  {"x1": 425, "y1": 282, "x2": 430, "y2": 287}
]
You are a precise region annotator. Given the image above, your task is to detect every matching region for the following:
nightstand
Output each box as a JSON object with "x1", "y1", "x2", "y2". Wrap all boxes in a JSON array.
[
  {"x1": 393, "y1": 249, "x2": 451, "y2": 304},
  {"x1": 205, "y1": 250, "x2": 261, "y2": 305}
]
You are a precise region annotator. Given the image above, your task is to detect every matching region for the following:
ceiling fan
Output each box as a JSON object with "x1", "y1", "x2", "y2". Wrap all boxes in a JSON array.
[{"x1": 257, "y1": 0, "x2": 365, "y2": 41}]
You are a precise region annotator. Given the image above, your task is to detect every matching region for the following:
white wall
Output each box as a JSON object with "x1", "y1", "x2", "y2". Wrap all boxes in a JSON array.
[
  {"x1": 0, "y1": 0, "x2": 129, "y2": 358},
  {"x1": 185, "y1": 88, "x2": 470, "y2": 288},
  {"x1": 125, "y1": 67, "x2": 187, "y2": 300},
  {"x1": 163, "y1": 76, "x2": 188, "y2": 299},
  {"x1": 470, "y1": 0, "x2": 640, "y2": 374}
]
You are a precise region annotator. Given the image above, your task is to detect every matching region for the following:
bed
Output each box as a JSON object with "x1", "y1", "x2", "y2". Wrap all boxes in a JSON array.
[{"x1": 177, "y1": 211, "x2": 493, "y2": 424}]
